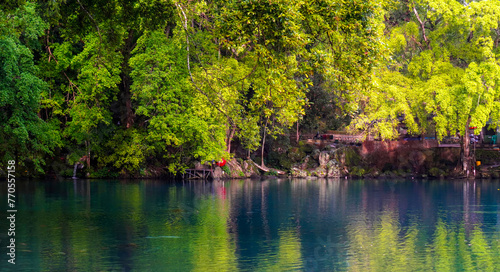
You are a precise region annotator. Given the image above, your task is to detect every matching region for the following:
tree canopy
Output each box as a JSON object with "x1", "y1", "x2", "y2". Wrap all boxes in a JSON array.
[
  {"x1": 349, "y1": 0, "x2": 500, "y2": 174},
  {"x1": 2, "y1": 0, "x2": 498, "y2": 177}
]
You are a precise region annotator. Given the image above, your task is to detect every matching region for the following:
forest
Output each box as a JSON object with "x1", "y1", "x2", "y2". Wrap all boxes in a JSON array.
[{"x1": 1, "y1": 0, "x2": 500, "y2": 177}]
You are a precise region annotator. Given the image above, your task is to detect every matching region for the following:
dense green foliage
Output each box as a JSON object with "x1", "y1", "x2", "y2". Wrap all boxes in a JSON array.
[
  {"x1": 349, "y1": 0, "x2": 500, "y2": 174},
  {"x1": 0, "y1": 0, "x2": 385, "y2": 176},
  {"x1": 1, "y1": 0, "x2": 499, "y2": 176},
  {"x1": 0, "y1": 3, "x2": 61, "y2": 172}
]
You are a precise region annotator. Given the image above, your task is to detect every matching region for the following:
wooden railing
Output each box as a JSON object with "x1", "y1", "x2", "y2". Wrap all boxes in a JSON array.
[
  {"x1": 301, "y1": 133, "x2": 372, "y2": 143},
  {"x1": 183, "y1": 169, "x2": 213, "y2": 180}
]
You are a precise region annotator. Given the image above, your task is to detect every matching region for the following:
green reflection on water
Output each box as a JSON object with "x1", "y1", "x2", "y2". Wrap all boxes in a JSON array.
[
  {"x1": 253, "y1": 229, "x2": 303, "y2": 271},
  {"x1": 2, "y1": 179, "x2": 500, "y2": 271},
  {"x1": 131, "y1": 185, "x2": 238, "y2": 271},
  {"x1": 190, "y1": 195, "x2": 238, "y2": 272},
  {"x1": 347, "y1": 213, "x2": 500, "y2": 272}
]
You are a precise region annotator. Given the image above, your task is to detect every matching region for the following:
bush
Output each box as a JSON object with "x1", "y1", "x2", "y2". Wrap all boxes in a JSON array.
[
  {"x1": 88, "y1": 167, "x2": 119, "y2": 178},
  {"x1": 100, "y1": 128, "x2": 149, "y2": 173},
  {"x1": 265, "y1": 169, "x2": 278, "y2": 176},
  {"x1": 344, "y1": 148, "x2": 362, "y2": 166},
  {"x1": 268, "y1": 150, "x2": 292, "y2": 170},
  {"x1": 396, "y1": 168, "x2": 407, "y2": 177},
  {"x1": 60, "y1": 169, "x2": 75, "y2": 178},
  {"x1": 299, "y1": 144, "x2": 314, "y2": 154},
  {"x1": 476, "y1": 150, "x2": 500, "y2": 165},
  {"x1": 350, "y1": 166, "x2": 366, "y2": 177},
  {"x1": 221, "y1": 165, "x2": 231, "y2": 176},
  {"x1": 236, "y1": 158, "x2": 244, "y2": 165},
  {"x1": 287, "y1": 147, "x2": 305, "y2": 163},
  {"x1": 429, "y1": 167, "x2": 445, "y2": 178}
]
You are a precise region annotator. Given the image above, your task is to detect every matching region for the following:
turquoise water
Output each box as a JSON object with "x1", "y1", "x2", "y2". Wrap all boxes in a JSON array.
[{"x1": 0, "y1": 179, "x2": 499, "y2": 271}]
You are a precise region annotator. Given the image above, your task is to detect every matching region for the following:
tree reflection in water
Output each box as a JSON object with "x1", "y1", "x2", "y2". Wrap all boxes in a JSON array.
[
  {"x1": 346, "y1": 181, "x2": 500, "y2": 272},
  {"x1": 1, "y1": 179, "x2": 499, "y2": 271}
]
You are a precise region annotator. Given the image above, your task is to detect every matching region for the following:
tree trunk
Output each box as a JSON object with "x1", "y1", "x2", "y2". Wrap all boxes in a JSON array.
[
  {"x1": 124, "y1": 87, "x2": 134, "y2": 128},
  {"x1": 85, "y1": 140, "x2": 91, "y2": 169},
  {"x1": 261, "y1": 127, "x2": 266, "y2": 167},
  {"x1": 461, "y1": 118, "x2": 472, "y2": 178},
  {"x1": 261, "y1": 118, "x2": 269, "y2": 167},
  {"x1": 226, "y1": 124, "x2": 236, "y2": 154},
  {"x1": 121, "y1": 31, "x2": 135, "y2": 129},
  {"x1": 296, "y1": 121, "x2": 299, "y2": 144}
]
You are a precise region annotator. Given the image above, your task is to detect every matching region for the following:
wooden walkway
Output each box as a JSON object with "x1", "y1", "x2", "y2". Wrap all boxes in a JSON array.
[
  {"x1": 306, "y1": 134, "x2": 369, "y2": 144},
  {"x1": 438, "y1": 144, "x2": 461, "y2": 148},
  {"x1": 183, "y1": 169, "x2": 213, "y2": 180},
  {"x1": 438, "y1": 143, "x2": 500, "y2": 149}
]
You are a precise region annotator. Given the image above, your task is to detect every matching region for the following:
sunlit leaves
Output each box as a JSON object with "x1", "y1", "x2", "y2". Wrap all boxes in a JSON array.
[
  {"x1": 100, "y1": 128, "x2": 150, "y2": 173},
  {"x1": 351, "y1": 0, "x2": 500, "y2": 148},
  {"x1": 130, "y1": 30, "x2": 226, "y2": 172}
]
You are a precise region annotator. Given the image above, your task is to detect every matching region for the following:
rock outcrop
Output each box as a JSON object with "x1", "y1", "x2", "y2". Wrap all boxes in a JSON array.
[
  {"x1": 291, "y1": 168, "x2": 308, "y2": 178},
  {"x1": 226, "y1": 158, "x2": 245, "y2": 178},
  {"x1": 242, "y1": 159, "x2": 260, "y2": 178},
  {"x1": 326, "y1": 160, "x2": 340, "y2": 177},
  {"x1": 318, "y1": 151, "x2": 330, "y2": 166},
  {"x1": 290, "y1": 148, "x2": 341, "y2": 178},
  {"x1": 311, "y1": 166, "x2": 327, "y2": 178},
  {"x1": 213, "y1": 167, "x2": 224, "y2": 179}
]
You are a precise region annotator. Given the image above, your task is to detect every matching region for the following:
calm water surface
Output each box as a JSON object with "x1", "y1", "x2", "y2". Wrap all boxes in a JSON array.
[{"x1": 0, "y1": 179, "x2": 499, "y2": 271}]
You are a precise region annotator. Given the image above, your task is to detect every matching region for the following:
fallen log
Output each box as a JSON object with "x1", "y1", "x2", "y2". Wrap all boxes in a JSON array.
[{"x1": 249, "y1": 160, "x2": 286, "y2": 175}]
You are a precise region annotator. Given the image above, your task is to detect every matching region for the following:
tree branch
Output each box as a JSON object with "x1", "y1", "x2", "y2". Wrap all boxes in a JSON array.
[
  {"x1": 175, "y1": 2, "x2": 230, "y2": 120},
  {"x1": 413, "y1": 6, "x2": 429, "y2": 48},
  {"x1": 76, "y1": 0, "x2": 103, "y2": 53}
]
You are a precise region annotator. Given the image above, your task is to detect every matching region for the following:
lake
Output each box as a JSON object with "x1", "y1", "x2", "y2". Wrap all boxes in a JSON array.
[{"x1": 1, "y1": 179, "x2": 499, "y2": 271}]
